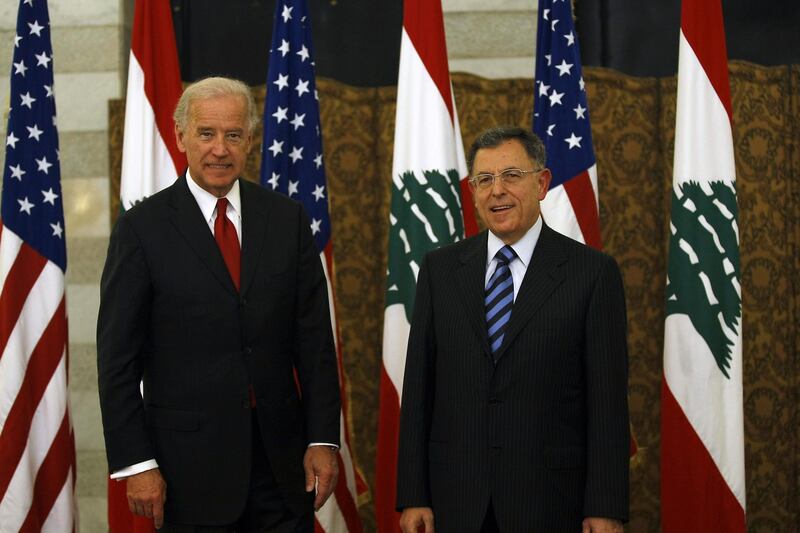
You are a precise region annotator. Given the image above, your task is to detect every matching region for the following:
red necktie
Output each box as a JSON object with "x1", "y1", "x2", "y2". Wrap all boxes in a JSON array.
[
  {"x1": 215, "y1": 199, "x2": 254, "y2": 406},
  {"x1": 214, "y1": 198, "x2": 240, "y2": 291}
]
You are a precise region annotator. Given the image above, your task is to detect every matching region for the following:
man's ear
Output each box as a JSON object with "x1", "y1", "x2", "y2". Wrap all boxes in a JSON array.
[
  {"x1": 174, "y1": 123, "x2": 186, "y2": 153},
  {"x1": 538, "y1": 169, "x2": 553, "y2": 200}
]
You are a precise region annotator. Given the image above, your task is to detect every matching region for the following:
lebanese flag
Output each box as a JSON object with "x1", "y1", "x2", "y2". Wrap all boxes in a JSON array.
[
  {"x1": 660, "y1": 0, "x2": 745, "y2": 531},
  {"x1": 110, "y1": 1, "x2": 185, "y2": 531},
  {"x1": 375, "y1": 1, "x2": 476, "y2": 531},
  {"x1": 119, "y1": 0, "x2": 185, "y2": 211}
]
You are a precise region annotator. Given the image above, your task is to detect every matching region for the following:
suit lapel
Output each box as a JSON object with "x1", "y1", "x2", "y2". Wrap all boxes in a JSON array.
[
  {"x1": 455, "y1": 232, "x2": 493, "y2": 358},
  {"x1": 167, "y1": 176, "x2": 238, "y2": 296},
  {"x1": 493, "y1": 224, "x2": 567, "y2": 362},
  {"x1": 239, "y1": 180, "x2": 270, "y2": 296}
]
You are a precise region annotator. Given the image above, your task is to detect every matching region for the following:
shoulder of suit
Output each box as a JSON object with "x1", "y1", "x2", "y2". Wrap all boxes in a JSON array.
[
  {"x1": 121, "y1": 177, "x2": 302, "y2": 218},
  {"x1": 544, "y1": 225, "x2": 617, "y2": 267},
  {"x1": 118, "y1": 177, "x2": 180, "y2": 223},
  {"x1": 239, "y1": 178, "x2": 303, "y2": 211},
  {"x1": 423, "y1": 231, "x2": 485, "y2": 266}
]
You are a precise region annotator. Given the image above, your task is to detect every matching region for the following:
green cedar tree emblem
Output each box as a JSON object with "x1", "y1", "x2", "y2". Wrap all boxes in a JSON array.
[
  {"x1": 665, "y1": 180, "x2": 741, "y2": 378},
  {"x1": 385, "y1": 169, "x2": 464, "y2": 321}
]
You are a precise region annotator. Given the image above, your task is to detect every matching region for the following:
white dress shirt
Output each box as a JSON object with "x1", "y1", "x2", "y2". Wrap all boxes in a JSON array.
[
  {"x1": 484, "y1": 216, "x2": 544, "y2": 300},
  {"x1": 185, "y1": 170, "x2": 243, "y2": 243}
]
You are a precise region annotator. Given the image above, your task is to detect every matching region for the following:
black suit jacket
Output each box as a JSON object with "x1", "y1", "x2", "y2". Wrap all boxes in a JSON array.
[
  {"x1": 97, "y1": 176, "x2": 340, "y2": 525},
  {"x1": 396, "y1": 224, "x2": 629, "y2": 532}
]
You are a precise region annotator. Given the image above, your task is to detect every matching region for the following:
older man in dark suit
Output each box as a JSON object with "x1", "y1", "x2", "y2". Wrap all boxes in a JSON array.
[
  {"x1": 98, "y1": 77, "x2": 340, "y2": 531},
  {"x1": 397, "y1": 126, "x2": 629, "y2": 533}
]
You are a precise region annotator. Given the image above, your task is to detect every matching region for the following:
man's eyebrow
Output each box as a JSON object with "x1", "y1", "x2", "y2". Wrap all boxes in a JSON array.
[{"x1": 474, "y1": 166, "x2": 519, "y2": 173}]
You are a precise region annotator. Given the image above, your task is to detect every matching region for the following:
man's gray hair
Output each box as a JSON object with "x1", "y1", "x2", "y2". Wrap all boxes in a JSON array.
[
  {"x1": 173, "y1": 77, "x2": 260, "y2": 134},
  {"x1": 466, "y1": 126, "x2": 547, "y2": 175}
]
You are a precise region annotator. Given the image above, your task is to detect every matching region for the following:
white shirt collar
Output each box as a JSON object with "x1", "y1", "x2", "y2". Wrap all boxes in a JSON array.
[
  {"x1": 486, "y1": 215, "x2": 543, "y2": 268},
  {"x1": 185, "y1": 170, "x2": 241, "y2": 222}
]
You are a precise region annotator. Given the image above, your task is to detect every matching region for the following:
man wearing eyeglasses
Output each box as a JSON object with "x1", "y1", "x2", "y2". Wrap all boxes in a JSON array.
[{"x1": 397, "y1": 126, "x2": 629, "y2": 532}]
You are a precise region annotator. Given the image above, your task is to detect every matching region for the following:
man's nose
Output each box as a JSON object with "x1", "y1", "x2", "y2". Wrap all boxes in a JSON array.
[
  {"x1": 489, "y1": 176, "x2": 507, "y2": 195},
  {"x1": 211, "y1": 136, "x2": 229, "y2": 156}
]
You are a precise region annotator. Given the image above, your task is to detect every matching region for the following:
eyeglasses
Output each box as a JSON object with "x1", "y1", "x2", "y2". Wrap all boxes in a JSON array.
[{"x1": 469, "y1": 168, "x2": 543, "y2": 190}]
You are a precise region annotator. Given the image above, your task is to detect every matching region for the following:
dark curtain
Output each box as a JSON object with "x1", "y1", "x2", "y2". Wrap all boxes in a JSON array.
[
  {"x1": 167, "y1": 1, "x2": 800, "y2": 83},
  {"x1": 170, "y1": 0, "x2": 402, "y2": 86},
  {"x1": 576, "y1": 0, "x2": 800, "y2": 77}
]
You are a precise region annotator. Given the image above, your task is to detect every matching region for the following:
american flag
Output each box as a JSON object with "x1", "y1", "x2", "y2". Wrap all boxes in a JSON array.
[
  {"x1": 533, "y1": 0, "x2": 638, "y2": 458},
  {"x1": 260, "y1": 1, "x2": 365, "y2": 531},
  {"x1": 533, "y1": 0, "x2": 602, "y2": 249},
  {"x1": 0, "y1": 0, "x2": 77, "y2": 530}
]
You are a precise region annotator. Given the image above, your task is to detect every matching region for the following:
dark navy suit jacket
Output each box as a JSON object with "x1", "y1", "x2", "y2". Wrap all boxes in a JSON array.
[
  {"x1": 397, "y1": 223, "x2": 629, "y2": 532},
  {"x1": 98, "y1": 176, "x2": 340, "y2": 525}
]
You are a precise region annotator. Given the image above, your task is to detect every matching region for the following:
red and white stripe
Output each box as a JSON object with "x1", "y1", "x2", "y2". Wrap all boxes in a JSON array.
[
  {"x1": 661, "y1": 0, "x2": 745, "y2": 531},
  {"x1": 375, "y1": 1, "x2": 476, "y2": 531},
  {"x1": 0, "y1": 225, "x2": 76, "y2": 532},
  {"x1": 120, "y1": 0, "x2": 186, "y2": 211},
  {"x1": 540, "y1": 165, "x2": 601, "y2": 249},
  {"x1": 315, "y1": 246, "x2": 366, "y2": 533},
  {"x1": 111, "y1": 1, "x2": 185, "y2": 531}
]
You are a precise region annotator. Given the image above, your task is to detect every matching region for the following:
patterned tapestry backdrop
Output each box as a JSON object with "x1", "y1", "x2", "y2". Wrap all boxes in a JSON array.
[{"x1": 109, "y1": 63, "x2": 799, "y2": 532}]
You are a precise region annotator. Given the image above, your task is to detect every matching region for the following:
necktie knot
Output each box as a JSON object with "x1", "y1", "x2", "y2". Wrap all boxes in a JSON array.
[
  {"x1": 495, "y1": 245, "x2": 516, "y2": 266},
  {"x1": 216, "y1": 197, "x2": 229, "y2": 215}
]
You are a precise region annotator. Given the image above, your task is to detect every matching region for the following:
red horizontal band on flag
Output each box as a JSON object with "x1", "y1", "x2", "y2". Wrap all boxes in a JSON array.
[
  {"x1": 403, "y1": 0, "x2": 454, "y2": 123},
  {"x1": 681, "y1": 0, "x2": 733, "y2": 122},
  {"x1": 375, "y1": 368, "x2": 401, "y2": 533},
  {"x1": 0, "y1": 240, "x2": 48, "y2": 361},
  {"x1": 19, "y1": 411, "x2": 74, "y2": 532},
  {"x1": 460, "y1": 178, "x2": 479, "y2": 238},
  {"x1": 130, "y1": 0, "x2": 186, "y2": 174},
  {"x1": 0, "y1": 298, "x2": 67, "y2": 500},
  {"x1": 661, "y1": 379, "x2": 745, "y2": 532},
  {"x1": 563, "y1": 170, "x2": 602, "y2": 250}
]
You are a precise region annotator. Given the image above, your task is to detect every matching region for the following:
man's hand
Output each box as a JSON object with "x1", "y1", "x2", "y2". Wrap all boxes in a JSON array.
[
  {"x1": 399, "y1": 507, "x2": 434, "y2": 533},
  {"x1": 304, "y1": 446, "x2": 339, "y2": 510},
  {"x1": 582, "y1": 517, "x2": 623, "y2": 533},
  {"x1": 126, "y1": 468, "x2": 167, "y2": 529}
]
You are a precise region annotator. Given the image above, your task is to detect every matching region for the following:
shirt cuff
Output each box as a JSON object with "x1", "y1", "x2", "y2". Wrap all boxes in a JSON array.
[
  {"x1": 110, "y1": 459, "x2": 159, "y2": 480},
  {"x1": 308, "y1": 442, "x2": 339, "y2": 450}
]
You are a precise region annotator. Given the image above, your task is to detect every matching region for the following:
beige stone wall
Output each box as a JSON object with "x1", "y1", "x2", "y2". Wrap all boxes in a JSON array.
[
  {"x1": 444, "y1": 0, "x2": 537, "y2": 78},
  {"x1": 0, "y1": 1, "x2": 129, "y2": 531}
]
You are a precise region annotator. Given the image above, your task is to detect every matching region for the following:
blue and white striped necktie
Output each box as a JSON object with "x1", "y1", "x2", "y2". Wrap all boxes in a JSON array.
[{"x1": 486, "y1": 245, "x2": 517, "y2": 360}]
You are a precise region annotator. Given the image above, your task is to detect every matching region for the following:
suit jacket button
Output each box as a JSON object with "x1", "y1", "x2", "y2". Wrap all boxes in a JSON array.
[
  {"x1": 244, "y1": 347, "x2": 252, "y2": 355},
  {"x1": 240, "y1": 297, "x2": 247, "y2": 307}
]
